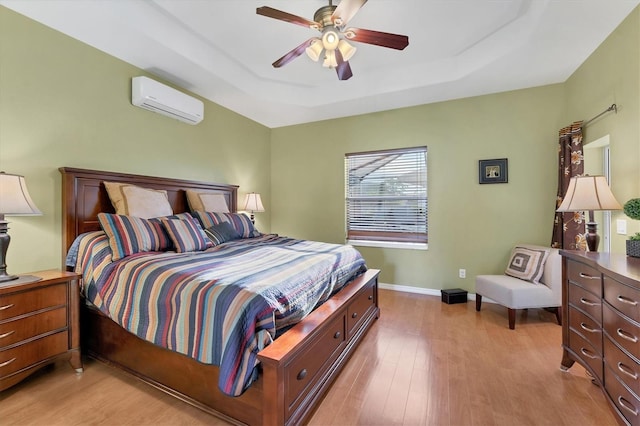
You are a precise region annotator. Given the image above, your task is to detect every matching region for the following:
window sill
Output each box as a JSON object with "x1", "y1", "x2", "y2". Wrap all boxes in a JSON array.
[{"x1": 347, "y1": 240, "x2": 428, "y2": 250}]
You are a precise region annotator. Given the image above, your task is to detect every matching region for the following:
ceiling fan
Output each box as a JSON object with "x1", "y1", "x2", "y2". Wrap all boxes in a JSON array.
[{"x1": 256, "y1": 0, "x2": 409, "y2": 80}]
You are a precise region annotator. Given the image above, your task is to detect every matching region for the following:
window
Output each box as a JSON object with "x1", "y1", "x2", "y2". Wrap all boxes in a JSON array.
[{"x1": 345, "y1": 146, "x2": 427, "y2": 246}]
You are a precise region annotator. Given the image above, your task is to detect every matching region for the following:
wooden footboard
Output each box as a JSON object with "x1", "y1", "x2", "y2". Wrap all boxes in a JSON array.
[{"x1": 83, "y1": 269, "x2": 379, "y2": 425}]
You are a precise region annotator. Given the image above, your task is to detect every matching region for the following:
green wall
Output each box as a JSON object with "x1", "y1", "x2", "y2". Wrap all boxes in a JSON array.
[
  {"x1": 0, "y1": 7, "x2": 271, "y2": 274},
  {"x1": 2, "y1": 4, "x2": 639, "y2": 294}
]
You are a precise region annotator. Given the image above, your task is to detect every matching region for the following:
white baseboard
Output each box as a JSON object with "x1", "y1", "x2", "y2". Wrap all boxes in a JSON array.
[{"x1": 378, "y1": 282, "x2": 497, "y2": 304}]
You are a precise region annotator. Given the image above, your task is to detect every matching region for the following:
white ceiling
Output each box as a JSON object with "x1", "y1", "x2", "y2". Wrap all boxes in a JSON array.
[{"x1": 2, "y1": 0, "x2": 639, "y2": 128}]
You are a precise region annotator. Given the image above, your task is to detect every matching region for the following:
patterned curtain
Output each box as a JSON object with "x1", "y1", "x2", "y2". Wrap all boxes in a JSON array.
[{"x1": 551, "y1": 121, "x2": 586, "y2": 250}]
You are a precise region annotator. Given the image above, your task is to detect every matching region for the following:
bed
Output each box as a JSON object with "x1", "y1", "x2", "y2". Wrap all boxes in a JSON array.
[{"x1": 60, "y1": 167, "x2": 380, "y2": 426}]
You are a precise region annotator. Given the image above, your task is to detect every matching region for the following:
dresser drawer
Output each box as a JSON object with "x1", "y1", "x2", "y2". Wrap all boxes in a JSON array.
[
  {"x1": 0, "y1": 284, "x2": 67, "y2": 321},
  {"x1": 0, "y1": 307, "x2": 67, "y2": 348},
  {"x1": 606, "y1": 363, "x2": 640, "y2": 424},
  {"x1": 0, "y1": 331, "x2": 69, "y2": 378},
  {"x1": 347, "y1": 282, "x2": 376, "y2": 337},
  {"x1": 604, "y1": 276, "x2": 640, "y2": 324},
  {"x1": 605, "y1": 336, "x2": 640, "y2": 399},
  {"x1": 604, "y1": 303, "x2": 640, "y2": 362},
  {"x1": 285, "y1": 313, "x2": 346, "y2": 416},
  {"x1": 569, "y1": 306, "x2": 602, "y2": 352},
  {"x1": 568, "y1": 282, "x2": 602, "y2": 322},
  {"x1": 568, "y1": 327, "x2": 603, "y2": 380},
  {"x1": 566, "y1": 259, "x2": 602, "y2": 297}
]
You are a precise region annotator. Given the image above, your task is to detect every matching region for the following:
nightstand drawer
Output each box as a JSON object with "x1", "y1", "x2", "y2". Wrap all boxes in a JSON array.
[
  {"x1": 604, "y1": 275, "x2": 640, "y2": 324},
  {"x1": 604, "y1": 336, "x2": 640, "y2": 399},
  {"x1": 0, "y1": 331, "x2": 69, "y2": 378},
  {"x1": 604, "y1": 303, "x2": 640, "y2": 360},
  {"x1": 569, "y1": 306, "x2": 602, "y2": 351},
  {"x1": 568, "y1": 328, "x2": 603, "y2": 379},
  {"x1": 0, "y1": 283, "x2": 67, "y2": 321},
  {"x1": 568, "y1": 282, "x2": 602, "y2": 323},
  {"x1": 0, "y1": 307, "x2": 67, "y2": 348},
  {"x1": 567, "y1": 260, "x2": 602, "y2": 298}
]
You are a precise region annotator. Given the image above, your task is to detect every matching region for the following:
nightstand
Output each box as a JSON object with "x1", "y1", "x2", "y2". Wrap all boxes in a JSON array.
[{"x1": 0, "y1": 270, "x2": 82, "y2": 391}]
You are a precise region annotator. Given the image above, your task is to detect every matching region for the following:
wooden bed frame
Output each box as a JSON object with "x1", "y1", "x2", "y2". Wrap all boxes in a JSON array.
[{"x1": 60, "y1": 167, "x2": 380, "y2": 426}]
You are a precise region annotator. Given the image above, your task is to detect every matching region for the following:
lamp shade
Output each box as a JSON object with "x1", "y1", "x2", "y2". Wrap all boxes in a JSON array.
[
  {"x1": 242, "y1": 193, "x2": 265, "y2": 213},
  {"x1": 0, "y1": 172, "x2": 42, "y2": 216},
  {"x1": 305, "y1": 38, "x2": 323, "y2": 62},
  {"x1": 556, "y1": 175, "x2": 622, "y2": 212}
]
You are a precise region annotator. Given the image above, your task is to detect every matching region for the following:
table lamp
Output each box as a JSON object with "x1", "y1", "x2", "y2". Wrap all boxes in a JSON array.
[{"x1": 242, "y1": 192, "x2": 264, "y2": 224}]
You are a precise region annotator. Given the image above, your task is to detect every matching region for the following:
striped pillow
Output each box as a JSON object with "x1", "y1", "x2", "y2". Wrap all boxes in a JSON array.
[
  {"x1": 204, "y1": 222, "x2": 241, "y2": 246},
  {"x1": 98, "y1": 213, "x2": 171, "y2": 260},
  {"x1": 195, "y1": 211, "x2": 257, "y2": 239},
  {"x1": 160, "y1": 214, "x2": 212, "y2": 253}
]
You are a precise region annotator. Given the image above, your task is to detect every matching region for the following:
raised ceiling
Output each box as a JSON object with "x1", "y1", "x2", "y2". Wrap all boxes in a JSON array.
[{"x1": 2, "y1": 0, "x2": 638, "y2": 128}]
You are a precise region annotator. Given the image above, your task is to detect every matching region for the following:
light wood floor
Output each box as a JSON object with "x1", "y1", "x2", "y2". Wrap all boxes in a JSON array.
[{"x1": 1, "y1": 289, "x2": 617, "y2": 426}]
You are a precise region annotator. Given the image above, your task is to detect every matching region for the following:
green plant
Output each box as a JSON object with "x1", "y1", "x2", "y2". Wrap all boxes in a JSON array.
[
  {"x1": 630, "y1": 232, "x2": 640, "y2": 241},
  {"x1": 624, "y1": 198, "x2": 640, "y2": 220}
]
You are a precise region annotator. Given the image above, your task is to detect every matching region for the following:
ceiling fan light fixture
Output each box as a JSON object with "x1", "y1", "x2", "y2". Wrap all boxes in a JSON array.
[
  {"x1": 337, "y1": 39, "x2": 357, "y2": 61},
  {"x1": 305, "y1": 38, "x2": 323, "y2": 62},
  {"x1": 321, "y1": 29, "x2": 340, "y2": 51},
  {"x1": 322, "y1": 49, "x2": 338, "y2": 69}
]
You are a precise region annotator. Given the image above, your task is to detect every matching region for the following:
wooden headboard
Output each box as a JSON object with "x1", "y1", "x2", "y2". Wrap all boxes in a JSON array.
[{"x1": 60, "y1": 167, "x2": 238, "y2": 257}]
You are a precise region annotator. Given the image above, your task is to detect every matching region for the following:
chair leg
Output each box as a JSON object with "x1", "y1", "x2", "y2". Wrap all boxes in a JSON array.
[
  {"x1": 476, "y1": 294, "x2": 482, "y2": 311},
  {"x1": 508, "y1": 308, "x2": 516, "y2": 330},
  {"x1": 554, "y1": 307, "x2": 562, "y2": 325}
]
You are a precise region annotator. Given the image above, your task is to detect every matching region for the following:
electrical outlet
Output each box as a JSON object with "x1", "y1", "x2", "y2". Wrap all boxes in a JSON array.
[{"x1": 459, "y1": 269, "x2": 466, "y2": 279}]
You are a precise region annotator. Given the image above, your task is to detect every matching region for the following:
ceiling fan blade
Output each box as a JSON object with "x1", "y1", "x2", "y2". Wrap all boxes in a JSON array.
[
  {"x1": 335, "y1": 48, "x2": 353, "y2": 80},
  {"x1": 272, "y1": 38, "x2": 315, "y2": 68},
  {"x1": 332, "y1": 0, "x2": 367, "y2": 28},
  {"x1": 344, "y1": 28, "x2": 409, "y2": 50},
  {"x1": 257, "y1": 6, "x2": 318, "y2": 29}
]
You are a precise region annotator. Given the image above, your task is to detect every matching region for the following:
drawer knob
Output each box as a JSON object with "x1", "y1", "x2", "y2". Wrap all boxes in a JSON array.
[
  {"x1": 0, "y1": 303, "x2": 14, "y2": 311},
  {"x1": 579, "y1": 297, "x2": 598, "y2": 307},
  {"x1": 0, "y1": 357, "x2": 16, "y2": 368},
  {"x1": 617, "y1": 362, "x2": 639, "y2": 380},
  {"x1": 580, "y1": 347, "x2": 598, "y2": 360},
  {"x1": 334, "y1": 331, "x2": 341, "y2": 339},
  {"x1": 352, "y1": 312, "x2": 358, "y2": 319},
  {"x1": 617, "y1": 328, "x2": 639, "y2": 343},
  {"x1": 617, "y1": 295, "x2": 639, "y2": 306},
  {"x1": 618, "y1": 396, "x2": 639, "y2": 417},
  {"x1": 368, "y1": 295, "x2": 373, "y2": 300},
  {"x1": 297, "y1": 369, "x2": 307, "y2": 381},
  {"x1": 0, "y1": 330, "x2": 15, "y2": 340}
]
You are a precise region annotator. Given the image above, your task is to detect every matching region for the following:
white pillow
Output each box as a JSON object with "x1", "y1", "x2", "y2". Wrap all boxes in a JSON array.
[
  {"x1": 104, "y1": 181, "x2": 173, "y2": 218},
  {"x1": 186, "y1": 190, "x2": 230, "y2": 213},
  {"x1": 505, "y1": 246, "x2": 550, "y2": 284}
]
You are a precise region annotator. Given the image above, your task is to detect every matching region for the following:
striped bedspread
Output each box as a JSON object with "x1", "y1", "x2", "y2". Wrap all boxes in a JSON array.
[{"x1": 72, "y1": 232, "x2": 366, "y2": 396}]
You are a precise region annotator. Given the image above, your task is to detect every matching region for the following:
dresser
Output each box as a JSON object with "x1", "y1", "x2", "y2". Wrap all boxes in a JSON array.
[
  {"x1": 561, "y1": 250, "x2": 640, "y2": 426},
  {"x1": 0, "y1": 270, "x2": 82, "y2": 391}
]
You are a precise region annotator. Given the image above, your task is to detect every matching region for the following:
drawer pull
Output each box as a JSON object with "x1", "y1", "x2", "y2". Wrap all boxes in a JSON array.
[
  {"x1": 580, "y1": 322, "x2": 598, "y2": 333},
  {"x1": 617, "y1": 328, "x2": 639, "y2": 343},
  {"x1": 0, "y1": 303, "x2": 14, "y2": 311},
  {"x1": 333, "y1": 331, "x2": 341, "y2": 339},
  {"x1": 580, "y1": 347, "x2": 597, "y2": 360},
  {"x1": 297, "y1": 369, "x2": 307, "y2": 381},
  {"x1": 579, "y1": 272, "x2": 599, "y2": 280},
  {"x1": 352, "y1": 312, "x2": 358, "y2": 319},
  {"x1": 617, "y1": 295, "x2": 639, "y2": 306},
  {"x1": 579, "y1": 297, "x2": 598, "y2": 307},
  {"x1": 618, "y1": 396, "x2": 639, "y2": 417},
  {"x1": 0, "y1": 357, "x2": 16, "y2": 368},
  {"x1": 0, "y1": 330, "x2": 15, "y2": 339},
  {"x1": 618, "y1": 362, "x2": 639, "y2": 380}
]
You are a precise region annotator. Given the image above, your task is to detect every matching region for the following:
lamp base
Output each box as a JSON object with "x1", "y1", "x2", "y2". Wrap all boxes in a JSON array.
[
  {"x1": 586, "y1": 221, "x2": 600, "y2": 252},
  {"x1": 0, "y1": 273, "x2": 18, "y2": 283},
  {"x1": 0, "y1": 274, "x2": 42, "y2": 286}
]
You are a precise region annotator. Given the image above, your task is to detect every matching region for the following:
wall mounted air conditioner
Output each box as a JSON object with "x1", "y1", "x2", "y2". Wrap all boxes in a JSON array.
[{"x1": 131, "y1": 76, "x2": 204, "y2": 125}]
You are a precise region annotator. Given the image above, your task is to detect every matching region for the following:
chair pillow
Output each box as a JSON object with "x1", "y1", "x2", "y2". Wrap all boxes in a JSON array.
[
  {"x1": 195, "y1": 211, "x2": 257, "y2": 238},
  {"x1": 505, "y1": 246, "x2": 550, "y2": 284},
  {"x1": 104, "y1": 181, "x2": 173, "y2": 218},
  {"x1": 98, "y1": 213, "x2": 172, "y2": 260},
  {"x1": 204, "y1": 222, "x2": 241, "y2": 246},
  {"x1": 160, "y1": 213, "x2": 213, "y2": 253}
]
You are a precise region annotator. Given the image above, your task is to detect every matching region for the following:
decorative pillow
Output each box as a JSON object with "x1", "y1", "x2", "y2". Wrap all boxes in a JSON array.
[
  {"x1": 505, "y1": 246, "x2": 550, "y2": 284},
  {"x1": 186, "y1": 190, "x2": 230, "y2": 213},
  {"x1": 104, "y1": 181, "x2": 173, "y2": 219},
  {"x1": 98, "y1": 213, "x2": 172, "y2": 260},
  {"x1": 160, "y1": 213, "x2": 213, "y2": 253},
  {"x1": 205, "y1": 222, "x2": 241, "y2": 246},
  {"x1": 195, "y1": 211, "x2": 257, "y2": 239}
]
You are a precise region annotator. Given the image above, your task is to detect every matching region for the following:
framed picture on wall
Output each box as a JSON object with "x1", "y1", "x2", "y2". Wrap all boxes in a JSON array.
[{"x1": 479, "y1": 158, "x2": 508, "y2": 184}]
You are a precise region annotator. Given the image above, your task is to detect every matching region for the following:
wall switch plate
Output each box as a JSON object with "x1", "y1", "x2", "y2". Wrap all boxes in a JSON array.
[
  {"x1": 459, "y1": 269, "x2": 466, "y2": 279},
  {"x1": 617, "y1": 219, "x2": 627, "y2": 235}
]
